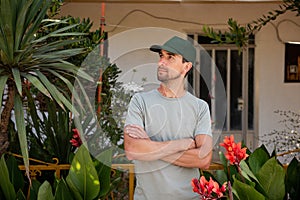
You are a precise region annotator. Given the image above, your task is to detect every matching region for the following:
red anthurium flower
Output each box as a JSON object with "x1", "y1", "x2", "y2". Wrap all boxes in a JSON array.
[
  {"x1": 70, "y1": 128, "x2": 82, "y2": 147},
  {"x1": 220, "y1": 135, "x2": 249, "y2": 166},
  {"x1": 219, "y1": 135, "x2": 235, "y2": 152},
  {"x1": 191, "y1": 178, "x2": 201, "y2": 194},
  {"x1": 212, "y1": 181, "x2": 227, "y2": 198},
  {"x1": 192, "y1": 176, "x2": 227, "y2": 200}
]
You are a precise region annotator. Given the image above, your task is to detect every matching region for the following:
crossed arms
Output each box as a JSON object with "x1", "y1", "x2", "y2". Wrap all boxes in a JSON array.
[{"x1": 124, "y1": 124, "x2": 212, "y2": 169}]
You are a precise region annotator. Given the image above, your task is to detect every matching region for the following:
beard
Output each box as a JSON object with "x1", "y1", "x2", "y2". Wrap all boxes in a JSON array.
[{"x1": 157, "y1": 66, "x2": 181, "y2": 83}]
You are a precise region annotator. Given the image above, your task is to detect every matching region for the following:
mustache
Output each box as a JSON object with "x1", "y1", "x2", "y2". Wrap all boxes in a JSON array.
[{"x1": 158, "y1": 66, "x2": 168, "y2": 71}]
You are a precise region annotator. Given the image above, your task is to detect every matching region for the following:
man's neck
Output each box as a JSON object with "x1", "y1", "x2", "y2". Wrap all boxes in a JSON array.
[{"x1": 157, "y1": 82, "x2": 186, "y2": 98}]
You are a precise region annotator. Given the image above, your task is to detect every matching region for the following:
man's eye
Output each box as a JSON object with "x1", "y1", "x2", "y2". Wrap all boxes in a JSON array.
[{"x1": 168, "y1": 55, "x2": 174, "y2": 60}]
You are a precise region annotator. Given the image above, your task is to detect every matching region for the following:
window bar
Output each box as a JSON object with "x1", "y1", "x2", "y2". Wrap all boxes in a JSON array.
[{"x1": 227, "y1": 49, "x2": 231, "y2": 132}]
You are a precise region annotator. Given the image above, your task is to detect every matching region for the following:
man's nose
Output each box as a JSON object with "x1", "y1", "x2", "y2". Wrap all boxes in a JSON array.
[{"x1": 158, "y1": 57, "x2": 167, "y2": 66}]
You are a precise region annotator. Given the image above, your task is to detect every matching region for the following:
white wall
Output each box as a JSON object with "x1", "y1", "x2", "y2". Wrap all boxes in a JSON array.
[{"x1": 60, "y1": 2, "x2": 300, "y2": 148}]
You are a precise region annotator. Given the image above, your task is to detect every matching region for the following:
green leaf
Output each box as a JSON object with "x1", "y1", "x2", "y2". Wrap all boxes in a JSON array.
[
  {"x1": 22, "y1": 73, "x2": 52, "y2": 99},
  {"x1": 249, "y1": 145, "x2": 270, "y2": 175},
  {"x1": 14, "y1": 94, "x2": 30, "y2": 180},
  {"x1": 240, "y1": 160, "x2": 260, "y2": 183},
  {"x1": 0, "y1": 0, "x2": 14, "y2": 62},
  {"x1": 54, "y1": 179, "x2": 73, "y2": 200},
  {"x1": 33, "y1": 69, "x2": 75, "y2": 113},
  {"x1": 95, "y1": 148, "x2": 113, "y2": 197},
  {"x1": 232, "y1": 176, "x2": 265, "y2": 200},
  {"x1": 15, "y1": 189, "x2": 26, "y2": 200},
  {"x1": 37, "y1": 181, "x2": 54, "y2": 200},
  {"x1": 0, "y1": 155, "x2": 16, "y2": 200},
  {"x1": 44, "y1": 69, "x2": 84, "y2": 109},
  {"x1": 66, "y1": 146, "x2": 100, "y2": 200},
  {"x1": 6, "y1": 155, "x2": 24, "y2": 192},
  {"x1": 12, "y1": 68, "x2": 22, "y2": 96},
  {"x1": 219, "y1": 151, "x2": 228, "y2": 174},
  {"x1": 285, "y1": 157, "x2": 300, "y2": 199},
  {"x1": 14, "y1": 0, "x2": 31, "y2": 53},
  {"x1": 257, "y1": 157, "x2": 285, "y2": 200},
  {"x1": 29, "y1": 176, "x2": 42, "y2": 200}
]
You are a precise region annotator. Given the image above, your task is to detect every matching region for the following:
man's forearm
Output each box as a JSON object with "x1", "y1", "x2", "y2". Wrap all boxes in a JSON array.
[
  {"x1": 161, "y1": 148, "x2": 212, "y2": 169},
  {"x1": 124, "y1": 133, "x2": 195, "y2": 161}
]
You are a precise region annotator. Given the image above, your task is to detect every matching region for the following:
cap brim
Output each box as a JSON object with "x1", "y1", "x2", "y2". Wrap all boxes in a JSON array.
[{"x1": 150, "y1": 45, "x2": 180, "y2": 55}]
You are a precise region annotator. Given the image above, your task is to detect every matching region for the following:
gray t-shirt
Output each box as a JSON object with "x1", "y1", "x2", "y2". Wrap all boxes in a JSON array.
[{"x1": 125, "y1": 89, "x2": 212, "y2": 200}]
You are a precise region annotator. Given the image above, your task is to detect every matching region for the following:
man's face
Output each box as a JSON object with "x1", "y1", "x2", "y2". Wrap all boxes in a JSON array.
[{"x1": 157, "y1": 50, "x2": 187, "y2": 83}]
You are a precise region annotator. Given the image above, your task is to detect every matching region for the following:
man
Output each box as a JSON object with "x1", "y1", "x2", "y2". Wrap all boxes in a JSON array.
[{"x1": 124, "y1": 36, "x2": 213, "y2": 200}]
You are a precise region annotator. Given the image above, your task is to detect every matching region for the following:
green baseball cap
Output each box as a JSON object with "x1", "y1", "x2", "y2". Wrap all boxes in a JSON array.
[{"x1": 150, "y1": 36, "x2": 196, "y2": 66}]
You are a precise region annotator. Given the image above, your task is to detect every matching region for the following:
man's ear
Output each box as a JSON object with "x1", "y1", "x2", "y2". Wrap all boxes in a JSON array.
[{"x1": 184, "y1": 62, "x2": 193, "y2": 74}]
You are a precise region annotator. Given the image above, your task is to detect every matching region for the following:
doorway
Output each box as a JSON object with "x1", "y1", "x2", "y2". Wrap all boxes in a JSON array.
[{"x1": 188, "y1": 34, "x2": 255, "y2": 156}]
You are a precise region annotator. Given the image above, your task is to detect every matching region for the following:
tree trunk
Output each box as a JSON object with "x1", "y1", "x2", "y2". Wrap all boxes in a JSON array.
[{"x1": 0, "y1": 80, "x2": 15, "y2": 156}]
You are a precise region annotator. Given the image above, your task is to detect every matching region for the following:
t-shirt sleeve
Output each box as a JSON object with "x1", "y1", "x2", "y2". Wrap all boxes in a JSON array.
[
  {"x1": 125, "y1": 93, "x2": 145, "y2": 128},
  {"x1": 194, "y1": 101, "x2": 212, "y2": 137}
]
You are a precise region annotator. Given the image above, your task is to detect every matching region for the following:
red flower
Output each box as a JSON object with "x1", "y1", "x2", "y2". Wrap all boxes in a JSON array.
[
  {"x1": 220, "y1": 135, "x2": 249, "y2": 166},
  {"x1": 191, "y1": 176, "x2": 227, "y2": 199},
  {"x1": 70, "y1": 128, "x2": 82, "y2": 147}
]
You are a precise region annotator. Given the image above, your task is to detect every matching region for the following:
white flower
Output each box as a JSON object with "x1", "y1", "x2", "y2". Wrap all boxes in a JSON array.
[{"x1": 121, "y1": 82, "x2": 144, "y2": 93}]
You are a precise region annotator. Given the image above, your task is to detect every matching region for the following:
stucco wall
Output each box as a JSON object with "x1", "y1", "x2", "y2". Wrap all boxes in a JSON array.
[{"x1": 60, "y1": 2, "x2": 300, "y2": 148}]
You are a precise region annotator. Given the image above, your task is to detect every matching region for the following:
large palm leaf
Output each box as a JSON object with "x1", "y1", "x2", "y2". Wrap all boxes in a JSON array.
[{"x1": 0, "y1": 0, "x2": 91, "y2": 178}]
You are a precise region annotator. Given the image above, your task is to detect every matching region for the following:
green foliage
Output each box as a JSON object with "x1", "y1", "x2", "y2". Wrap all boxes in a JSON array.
[
  {"x1": 0, "y1": 146, "x2": 114, "y2": 199},
  {"x1": 232, "y1": 176, "x2": 265, "y2": 200},
  {"x1": 257, "y1": 157, "x2": 286, "y2": 200},
  {"x1": 66, "y1": 146, "x2": 100, "y2": 200},
  {"x1": 0, "y1": 155, "x2": 27, "y2": 199},
  {"x1": 285, "y1": 157, "x2": 300, "y2": 199},
  {"x1": 203, "y1": 0, "x2": 300, "y2": 50},
  {"x1": 248, "y1": 145, "x2": 270, "y2": 175},
  {"x1": 26, "y1": 95, "x2": 75, "y2": 164},
  {"x1": 208, "y1": 145, "x2": 299, "y2": 199},
  {"x1": 0, "y1": 0, "x2": 91, "y2": 175},
  {"x1": 0, "y1": 155, "x2": 17, "y2": 200},
  {"x1": 37, "y1": 181, "x2": 54, "y2": 200}
]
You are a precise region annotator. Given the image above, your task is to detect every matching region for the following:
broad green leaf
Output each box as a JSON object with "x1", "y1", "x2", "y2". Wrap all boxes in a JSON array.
[
  {"x1": 240, "y1": 160, "x2": 260, "y2": 183},
  {"x1": 6, "y1": 156, "x2": 24, "y2": 192},
  {"x1": 95, "y1": 148, "x2": 113, "y2": 197},
  {"x1": 214, "y1": 169, "x2": 228, "y2": 186},
  {"x1": 14, "y1": 94, "x2": 30, "y2": 180},
  {"x1": 12, "y1": 68, "x2": 22, "y2": 96},
  {"x1": 249, "y1": 145, "x2": 270, "y2": 174},
  {"x1": 0, "y1": 155, "x2": 16, "y2": 200},
  {"x1": 257, "y1": 157, "x2": 285, "y2": 200},
  {"x1": 232, "y1": 176, "x2": 265, "y2": 200},
  {"x1": 285, "y1": 157, "x2": 300, "y2": 199},
  {"x1": 37, "y1": 181, "x2": 54, "y2": 200},
  {"x1": 66, "y1": 146, "x2": 100, "y2": 200},
  {"x1": 29, "y1": 180, "x2": 42, "y2": 200},
  {"x1": 54, "y1": 179, "x2": 73, "y2": 200}
]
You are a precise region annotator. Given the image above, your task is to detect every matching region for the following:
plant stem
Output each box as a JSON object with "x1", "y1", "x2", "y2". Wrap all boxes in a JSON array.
[{"x1": 228, "y1": 181, "x2": 233, "y2": 200}]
